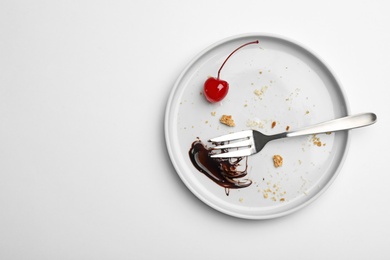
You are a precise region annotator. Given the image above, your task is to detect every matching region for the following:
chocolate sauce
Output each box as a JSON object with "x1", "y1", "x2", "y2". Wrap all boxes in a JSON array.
[{"x1": 188, "y1": 140, "x2": 251, "y2": 195}]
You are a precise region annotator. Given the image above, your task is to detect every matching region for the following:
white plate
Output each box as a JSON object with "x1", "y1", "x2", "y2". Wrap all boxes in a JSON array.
[{"x1": 165, "y1": 33, "x2": 349, "y2": 219}]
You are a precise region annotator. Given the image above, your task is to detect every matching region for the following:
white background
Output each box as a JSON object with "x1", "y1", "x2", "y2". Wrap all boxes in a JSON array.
[{"x1": 0, "y1": 0, "x2": 389, "y2": 259}]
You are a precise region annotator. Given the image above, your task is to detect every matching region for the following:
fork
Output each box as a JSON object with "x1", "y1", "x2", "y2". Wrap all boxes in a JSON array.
[{"x1": 209, "y1": 113, "x2": 377, "y2": 158}]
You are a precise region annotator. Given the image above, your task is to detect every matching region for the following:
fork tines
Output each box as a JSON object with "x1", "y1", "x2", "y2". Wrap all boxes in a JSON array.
[{"x1": 209, "y1": 130, "x2": 255, "y2": 158}]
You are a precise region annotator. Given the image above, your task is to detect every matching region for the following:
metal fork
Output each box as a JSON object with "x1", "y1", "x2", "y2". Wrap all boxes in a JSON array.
[{"x1": 209, "y1": 113, "x2": 377, "y2": 158}]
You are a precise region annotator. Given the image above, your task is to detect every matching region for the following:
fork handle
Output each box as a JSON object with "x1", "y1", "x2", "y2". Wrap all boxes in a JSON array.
[{"x1": 285, "y1": 113, "x2": 377, "y2": 138}]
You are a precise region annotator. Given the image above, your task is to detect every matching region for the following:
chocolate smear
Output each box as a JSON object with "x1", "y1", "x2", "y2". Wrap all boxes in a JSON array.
[{"x1": 189, "y1": 139, "x2": 251, "y2": 195}]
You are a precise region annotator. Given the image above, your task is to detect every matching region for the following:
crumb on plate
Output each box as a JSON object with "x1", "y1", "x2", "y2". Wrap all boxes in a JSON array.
[
  {"x1": 273, "y1": 155, "x2": 283, "y2": 168},
  {"x1": 310, "y1": 134, "x2": 323, "y2": 147},
  {"x1": 254, "y1": 86, "x2": 268, "y2": 97},
  {"x1": 220, "y1": 115, "x2": 235, "y2": 127}
]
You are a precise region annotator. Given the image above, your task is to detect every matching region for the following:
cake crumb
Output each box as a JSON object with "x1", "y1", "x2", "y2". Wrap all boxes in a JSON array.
[
  {"x1": 310, "y1": 134, "x2": 322, "y2": 147},
  {"x1": 254, "y1": 86, "x2": 268, "y2": 98},
  {"x1": 211, "y1": 111, "x2": 216, "y2": 116},
  {"x1": 273, "y1": 155, "x2": 283, "y2": 168},
  {"x1": 286, "y1": 125, "x2": 290, "y2": 131},
  {"x1": 246, "y1": 119, "x2": 264, "y2": 129},
  {"x1": 271, "y1": 121, "x2": 276, "y2": 128},
  {"x1": 220, "y1": 115, "x2": 235, "y2": 127}
]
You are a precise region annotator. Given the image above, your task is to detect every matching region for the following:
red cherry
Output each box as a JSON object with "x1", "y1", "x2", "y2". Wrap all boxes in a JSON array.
[
  {"x1": 204, "y1": 77, "x2": 229, "y2": 102},
  {"x1": 203, "y1": 40, "x2": 259, "y2": 103}
]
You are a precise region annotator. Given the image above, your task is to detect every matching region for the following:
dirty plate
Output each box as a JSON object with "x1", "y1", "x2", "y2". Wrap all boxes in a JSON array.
[{"x1": 164, "y1": 33, "x2": 349, "y2": 219}]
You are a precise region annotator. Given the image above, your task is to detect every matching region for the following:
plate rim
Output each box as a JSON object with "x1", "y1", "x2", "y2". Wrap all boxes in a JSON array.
[{"x1": 164, "y1": 32, "x2": 351, "y2": 219}]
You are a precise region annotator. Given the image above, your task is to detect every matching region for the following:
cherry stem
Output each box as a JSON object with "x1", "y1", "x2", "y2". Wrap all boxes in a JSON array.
[{"x1": 217, "y1": 40, "x2": 259, "y2": 79}]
